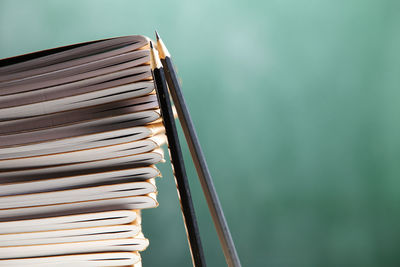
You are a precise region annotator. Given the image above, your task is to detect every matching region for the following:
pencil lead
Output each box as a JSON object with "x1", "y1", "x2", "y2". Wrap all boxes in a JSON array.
[
  {"x1": 155, "y1": 30, "x2": 160, "y2": 40},
  {"x1": 156, "y1": 34, "x2": 171, "y2": 60},
  {"x1": 149, "y1": 41, "x2": 162, "y2": 70}
]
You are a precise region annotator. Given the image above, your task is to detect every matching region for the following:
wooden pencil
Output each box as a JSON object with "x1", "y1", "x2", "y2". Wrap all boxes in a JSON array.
[
  {"x1": 149, "y1": 41, "x2": 206, "y2": 267},
  {"x1": 156, "y1": 32, "x2": 242, "y2": 267}
]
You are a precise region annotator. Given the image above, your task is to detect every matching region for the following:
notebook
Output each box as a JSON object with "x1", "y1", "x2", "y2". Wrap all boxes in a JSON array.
[
  {"x1": 0, "y1": 35, "x2": 165, "y2": 266},
  {"x1": 0, "y1": 252, "x2": 142, "y2": 266}
]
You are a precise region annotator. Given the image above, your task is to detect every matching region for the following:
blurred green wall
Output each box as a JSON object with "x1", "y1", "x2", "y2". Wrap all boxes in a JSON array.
[{"x1": 1, "y1": 0, "x2": 400, "y2": 266}]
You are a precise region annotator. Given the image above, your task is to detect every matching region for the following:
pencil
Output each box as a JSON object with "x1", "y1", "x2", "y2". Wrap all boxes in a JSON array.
[
  {"x1": 149, "y1": 41, "x2": 206, "y2": 267},
  {"x1": 155, "y1": 32, "x2": 242, "y2": 267}
]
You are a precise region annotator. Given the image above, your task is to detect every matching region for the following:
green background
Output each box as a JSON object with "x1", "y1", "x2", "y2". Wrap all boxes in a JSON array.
[{"x1": 1, "y1": 0, "x2": 400, "y2": 266}]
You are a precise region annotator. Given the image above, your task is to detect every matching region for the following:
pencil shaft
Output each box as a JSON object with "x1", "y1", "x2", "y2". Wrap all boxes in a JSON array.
[
  {"x1": 161, "y1": 57, "x2": 241, "y2": 267},
  {"x1": 152, "y1": 67, "x2": 206, "y2": 267}
]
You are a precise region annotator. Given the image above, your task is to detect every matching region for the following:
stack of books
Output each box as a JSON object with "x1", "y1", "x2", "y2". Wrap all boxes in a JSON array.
[{"x1": 0, "y1": 35, "x2": 165, "y2": 266}]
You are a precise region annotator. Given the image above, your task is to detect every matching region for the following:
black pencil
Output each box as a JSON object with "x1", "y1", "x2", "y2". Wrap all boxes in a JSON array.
[
  {"x1": 156, "y1": 32, "x2": 241, "y2": 267},
  {"x1": 149, "y1": 41, "x2": 206, "y2": 267}
]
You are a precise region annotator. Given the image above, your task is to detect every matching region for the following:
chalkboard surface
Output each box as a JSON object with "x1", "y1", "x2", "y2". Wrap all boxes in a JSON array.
[{"x1": 1, "y1": 0, "x2": 399, "y2": 266}]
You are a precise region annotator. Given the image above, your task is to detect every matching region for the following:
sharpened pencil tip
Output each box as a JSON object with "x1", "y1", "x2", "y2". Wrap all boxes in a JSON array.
[
  {"x1": 156, "y1": 34, "x2": 171, "y2": 60},
  {"x1": 149, "y1": 41, "x2": 162, "y2": 70},
  {"x1": 155, "y1": 30, "x2": 160, "y2": 40}
]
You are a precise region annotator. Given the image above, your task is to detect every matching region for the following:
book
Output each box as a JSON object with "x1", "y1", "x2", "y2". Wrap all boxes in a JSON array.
[
  {"x1": 0, "y1": 221, "x2": 142, "y2": 246},
  {"x1": 0, "y1": 252, "x2": 142, "y2": 266},
  {"x1": 0, "y1": 35, "x2": 164, "y2": 265},
  {"x1": 0, "y1": 210, "x2": 139, "y2": 233}
]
